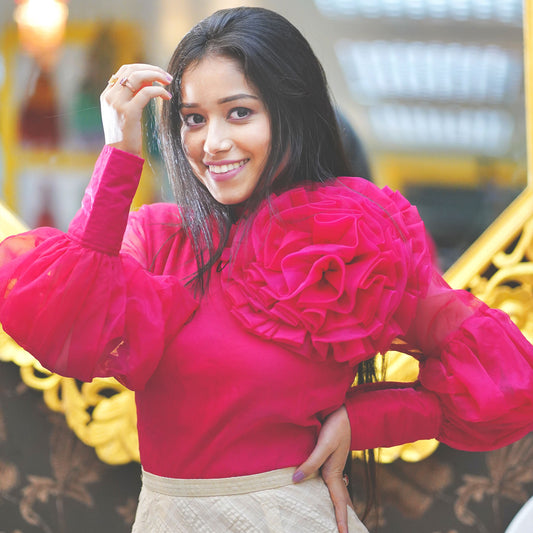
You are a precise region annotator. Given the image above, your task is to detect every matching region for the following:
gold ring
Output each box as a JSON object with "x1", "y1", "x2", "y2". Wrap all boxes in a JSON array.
[
  {"x1": 108, "y1": 74, "x2": 119, "y2": 87},
  {"x1": 343, "y1": 474, "x2": 349, "y2": 487},
  {"x1": 119, "y1": 76, "x2": 134, "y2": 92}
]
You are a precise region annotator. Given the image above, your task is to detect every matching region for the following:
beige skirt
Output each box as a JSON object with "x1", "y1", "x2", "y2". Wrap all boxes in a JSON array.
[{"x1": 132, "y1": 467, "x2": 369, "y2": 533}]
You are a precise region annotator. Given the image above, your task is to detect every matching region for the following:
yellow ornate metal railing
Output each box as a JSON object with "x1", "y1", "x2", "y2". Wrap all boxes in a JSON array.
[{"x1": 1, "y1": 0, "x2": 533, "y2": 466}]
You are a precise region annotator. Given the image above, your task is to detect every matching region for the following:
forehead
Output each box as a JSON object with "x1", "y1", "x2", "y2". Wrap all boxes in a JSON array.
[{"x1": 180, "y1": 55, "x2": 259, "y2": 102}]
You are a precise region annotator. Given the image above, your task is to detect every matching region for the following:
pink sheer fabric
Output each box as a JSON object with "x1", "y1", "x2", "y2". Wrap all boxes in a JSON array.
[
  {"x1": 412, "y1": 274, "x2": 533, "y2": 450},
  {"x1": 0, "y1": 147, "x2": 198, "y2": 390},
  {"x1": 344, "y1": 268, "x2": 533, "y2": 452}
]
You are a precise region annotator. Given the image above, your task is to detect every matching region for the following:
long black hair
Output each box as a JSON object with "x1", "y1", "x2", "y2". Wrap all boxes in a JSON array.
[
  {"x1": 159, "y1": 6, "x2": 352, "y2": 292},
  {"x1": 159, "y1": 7, "x2": 377, "y2": 518}
]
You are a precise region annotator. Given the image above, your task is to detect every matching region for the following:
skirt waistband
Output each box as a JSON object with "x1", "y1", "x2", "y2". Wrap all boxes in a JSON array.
[{"x1": 141, "y1": 467, "x2": 318, "y2": 497}]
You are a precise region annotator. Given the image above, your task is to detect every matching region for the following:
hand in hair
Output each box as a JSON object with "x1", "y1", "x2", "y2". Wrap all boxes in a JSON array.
[
  {"x1": 100, "y1": 63, "x2": 173, "y2": 157},
  {"x1": 292, "y1": 405, "x2": 353, "y2": 533}
]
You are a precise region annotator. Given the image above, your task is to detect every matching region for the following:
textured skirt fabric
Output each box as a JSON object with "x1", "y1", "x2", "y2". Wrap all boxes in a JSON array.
[{"x1": 132, "y1": 467, "x2": 369, "y2": 532}]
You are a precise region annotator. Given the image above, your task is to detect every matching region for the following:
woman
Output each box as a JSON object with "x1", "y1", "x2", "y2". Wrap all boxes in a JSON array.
[{"x1": 1, "y1": 7, "x2": 532, "y2": 533}]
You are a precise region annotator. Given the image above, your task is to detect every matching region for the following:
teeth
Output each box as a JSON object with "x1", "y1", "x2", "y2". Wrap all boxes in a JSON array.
[{"x1": 209, "y1": 160, "x2": 247, "y2": 174}]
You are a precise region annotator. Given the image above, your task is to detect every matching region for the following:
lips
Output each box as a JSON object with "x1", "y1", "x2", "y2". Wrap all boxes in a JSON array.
[{"x1": 206, "y1": 159, "x2": 249, "y2": 174}]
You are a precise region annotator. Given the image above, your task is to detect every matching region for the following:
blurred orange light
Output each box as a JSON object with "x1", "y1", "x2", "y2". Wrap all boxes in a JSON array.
[{"x1": 14, "y1": 0, "x2": 69, "y2": 70}]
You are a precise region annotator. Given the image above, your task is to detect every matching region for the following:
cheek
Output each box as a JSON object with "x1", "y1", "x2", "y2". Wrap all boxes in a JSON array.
[
  {"x1": 257, "y1": 138, "x2": 271, "y2": 168},
  {"x1": 181, "y1": 131, "x2": 200, "y2": 162},
  {"x1": 180, "y1": 133, "x2": 205, "y2": 182},
  {"x1": 257, "y1": 121, "x2": 272, "y2": 161},
  {"x1": 246, "y1": 130, "x2": 271, "y2": 162}
]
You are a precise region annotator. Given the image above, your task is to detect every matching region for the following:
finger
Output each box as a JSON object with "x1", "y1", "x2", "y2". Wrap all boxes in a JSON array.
[
  {"x1": 112, "y1": 63, "x2": 172, "y2": 80},
  {"x1": 130, "y1": 85, "x2": 173, "y2": 109},
  {"x1": 101, "y1": 83, "x2": 171, "y2": 117},
  {"x1": 325, "y1": 476, "x2": 351, "y2": 533},
  {"x1": 104, "y1": 65, "x2": 172, "y2": 94},
  {"x1": 120, "y1": 69, "x2": 173, "y2": 93},
  {"x1": 293, "y1": 438, "x2": 334, "y2": 482},
  {"x1": 118, "y1": 63, "x2": 171, "y2": 74}
]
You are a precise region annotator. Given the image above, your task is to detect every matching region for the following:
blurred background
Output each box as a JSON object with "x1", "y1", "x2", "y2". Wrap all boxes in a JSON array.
[
  {"x1": 0, "y1": 1, "x2": 531, "y2": 532},
  {"x1": 0, "y1": 0, "x2": 528, "y2": 269}
]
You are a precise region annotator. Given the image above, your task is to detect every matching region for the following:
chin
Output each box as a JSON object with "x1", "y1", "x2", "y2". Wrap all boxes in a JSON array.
[
  {"x1": 211, "y1": 190, "x2": 252, "y2": 206},
  {"x1": 216, "y1": 197, "x2": 246, "y2": 206}
]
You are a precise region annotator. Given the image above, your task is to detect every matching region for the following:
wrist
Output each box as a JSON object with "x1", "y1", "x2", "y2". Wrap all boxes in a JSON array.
[{"x1": 107, "y1": 141, "x2": 143, "y2": 159}]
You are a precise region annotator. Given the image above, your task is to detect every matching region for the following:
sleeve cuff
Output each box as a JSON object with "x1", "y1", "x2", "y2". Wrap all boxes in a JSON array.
[
  {"x1": 68, "y1": 146, "x2": 144, "y2": 254},
  {"x1": 345, "y1": 382, "x2": 442, "y2": 450}
]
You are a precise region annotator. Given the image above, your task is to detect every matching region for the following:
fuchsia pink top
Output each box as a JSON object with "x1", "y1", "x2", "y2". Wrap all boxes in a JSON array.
[{"x1": 1, "y1": 146, "x2": 533, "y2": 478}]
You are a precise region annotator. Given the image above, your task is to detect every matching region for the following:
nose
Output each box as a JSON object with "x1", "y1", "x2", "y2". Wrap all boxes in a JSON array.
[{"x1": 203, "y1": 120, "x2": 232, "y2": 155}]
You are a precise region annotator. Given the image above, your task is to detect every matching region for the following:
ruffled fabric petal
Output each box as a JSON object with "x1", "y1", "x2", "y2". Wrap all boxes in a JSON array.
[
  {"x1": 0, "y1": 228, "x2": 198, "y2": 390},
  {"x1": 221, "y1": 177, "x2": 433, "y2": 364}
]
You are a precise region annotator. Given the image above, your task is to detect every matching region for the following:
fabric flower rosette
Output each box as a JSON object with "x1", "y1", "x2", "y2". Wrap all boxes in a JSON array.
[{"x1": 221, "y1": 177, "x2": 433, "y2": 365}]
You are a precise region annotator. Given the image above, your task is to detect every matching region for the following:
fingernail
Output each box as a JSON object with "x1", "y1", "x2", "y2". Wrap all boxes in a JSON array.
[
  {"x1": 165, "y1": 74, "x2": 173, "y2": 82},
  {"x1": 292, "y1": 470, "x2": 305, "y2": 482}
]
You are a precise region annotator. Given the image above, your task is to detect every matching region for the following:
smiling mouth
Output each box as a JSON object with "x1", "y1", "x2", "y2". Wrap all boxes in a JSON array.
[{"x1": 208, "y1": 159, "x2": 249, "y2": 174}]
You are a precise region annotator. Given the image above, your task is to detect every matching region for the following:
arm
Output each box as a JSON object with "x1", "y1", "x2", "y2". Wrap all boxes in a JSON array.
[
  {"x1": 295, "y1": 269, "x2": 533, "y2": 533},
  {"x1": 345, "y1": 270, "x2": 533, "y2": 452},
  {"x1": 0, "y1": 65, "x2": 197, "y2": 389},
  {"x1": 293, "y1": 192, "x2": 533, "y2": 529},
  {"x1": 0, "y1": 147, "x2": 197, "y2": 389}
]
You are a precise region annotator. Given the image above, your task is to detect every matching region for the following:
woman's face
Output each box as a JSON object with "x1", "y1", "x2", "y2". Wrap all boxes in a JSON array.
[{"x1": 179, "y1": 55, "x2": 271, "y2": 205}]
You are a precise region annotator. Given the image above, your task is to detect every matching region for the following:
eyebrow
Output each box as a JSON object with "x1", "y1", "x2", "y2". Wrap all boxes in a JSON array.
[{"x1": 180, "y1": 93, "x2": 259, "y2": 109}]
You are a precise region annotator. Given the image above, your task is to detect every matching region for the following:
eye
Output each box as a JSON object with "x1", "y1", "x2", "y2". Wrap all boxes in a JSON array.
[
  {"x1": 183, "y1": 113, "x2": 205, "y2": 127},
  {"x1": 229, "y1": 107, "x2": 252, "y2": 120}
]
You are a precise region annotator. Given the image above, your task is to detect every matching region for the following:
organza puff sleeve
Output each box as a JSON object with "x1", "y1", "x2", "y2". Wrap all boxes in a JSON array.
[
  {"x1": 221, "y1": 177, "x2": 533, "y2": 451},
  {"x1": 0, "y1": 147, "x2": 198, "y2": 390}
]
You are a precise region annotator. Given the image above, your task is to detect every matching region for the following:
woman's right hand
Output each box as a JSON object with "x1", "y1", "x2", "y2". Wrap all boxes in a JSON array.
[{"x1": 100, "y1": 64, "x2": 173, "y2": 157}]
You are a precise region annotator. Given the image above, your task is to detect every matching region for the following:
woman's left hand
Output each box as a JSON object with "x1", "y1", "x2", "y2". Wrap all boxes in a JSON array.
[{"x1": 292, "y1": 405, "x2": 354, "y2": 533}]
